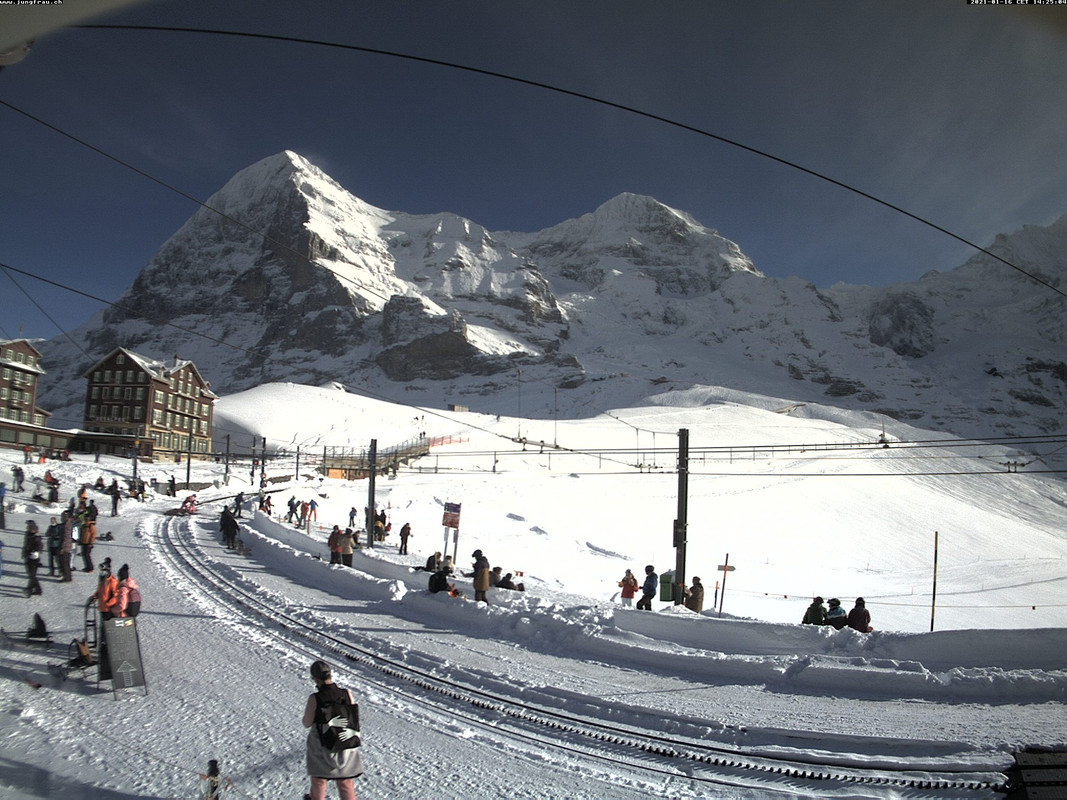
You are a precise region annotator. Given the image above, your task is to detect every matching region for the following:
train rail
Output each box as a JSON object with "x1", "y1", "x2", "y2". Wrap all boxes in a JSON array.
[{"x1": 154, "y1": 515, "x2": 1010, "y2": 798}]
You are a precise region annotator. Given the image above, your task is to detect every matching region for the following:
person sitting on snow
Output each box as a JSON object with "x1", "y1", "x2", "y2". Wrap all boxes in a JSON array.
[
  {"x1": 848, "y1": 597, "x2": 873, "y2": 632},
  {"x1": 825, "y1": 597, "x2": 848, "y2": 629},
  {"x1": 802, "y1": 596, "x2": 827, "y2": 625}
]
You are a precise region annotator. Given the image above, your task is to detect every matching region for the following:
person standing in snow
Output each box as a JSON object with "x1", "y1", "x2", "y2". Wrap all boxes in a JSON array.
[
  {"x1": 113, "y1": 563, "x2": 141, "y2": 618},
  {"x1": 802, "y1": 596, "x2": 827, "y2": 625},
  {"x1": 45, "y1": 516, "x2": 62, "y2": 576},
  {"x1": 327, "y1": 526, "x2": 343, "y2": 565},
  {"x1": 471, "y1": 549, "x2": 491, "y2": 603},
  {"x1": 92, "y1": 558, "x2": 118, "y2": 620},
  {"x1": 619, "y1": 569, "x2": 639, "y2": 607},
  {"x1": 339, "y1": 528, "x2": 355, "y2": 567},
  {"x1": 233, "y1": 492, "x2": 244, "y2": 518},
  {"x1": 684, "y1": 576, "x2": 704, "y2": 612},
  {"x1": 848, "y1": 598, "x2": 872, "y2": 632},
  {"x1": 302, "y1": 660, "x2": 362, "y2": 800},
  {"x1": 58, "y1": 510, "x2": 75, "y2": 582},
  {"x1": 636, "y1": 565, "x2": 657, "y2": 610},
  {"x1": 398, "y1": 522, "x2": 411, "y2": 555},
  {"x1": 108, "y1": 479, "x2": 121, "y2": 516},
  {"x1": 21, "y1": 520, "x2": 43, "y2": 596}
]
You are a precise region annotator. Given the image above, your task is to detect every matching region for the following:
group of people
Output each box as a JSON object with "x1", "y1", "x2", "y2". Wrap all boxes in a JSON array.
[
  {"x1": 803, "y1": 596, "x2": 873, "y2": 632},
  {"x1": 619, "y1": 566, "x2": 704, "y2": 612},
  {"x1": 91, "y1": 557, "x2": 142, "y2": 620},
  {"x1": 286, "y1": 496, "x2": 319, "y2": 526},
  {"x1": 326, "y1": 526, "x2": 359, "y2": 566},
  {"x1": 18, "y1": 503, "x2": 132, "y2": 599},
  {"x1": 424, "y1": 549, "x2": 525, "y2": 602}
]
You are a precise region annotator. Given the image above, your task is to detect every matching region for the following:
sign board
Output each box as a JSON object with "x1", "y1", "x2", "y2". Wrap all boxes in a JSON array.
[
  {"x1": 102, "y1": 617, "x2": 146, "y2": 694},
  {"x1": 442, "y1": 502, "x2": 461, "y2": 529},
  {"x1": 717, "y1": 565, "x2": 736, "y2": 572}
]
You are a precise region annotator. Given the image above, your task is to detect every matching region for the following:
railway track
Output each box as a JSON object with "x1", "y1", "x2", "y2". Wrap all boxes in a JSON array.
[{"x1": 154, "y1": 515, "x2": 1010, "y2": 798}]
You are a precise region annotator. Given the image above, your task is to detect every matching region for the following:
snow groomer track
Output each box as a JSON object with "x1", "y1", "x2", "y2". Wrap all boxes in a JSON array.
[{"x1": 155, "y1": 516, "x2": 1010, "y2": 799}]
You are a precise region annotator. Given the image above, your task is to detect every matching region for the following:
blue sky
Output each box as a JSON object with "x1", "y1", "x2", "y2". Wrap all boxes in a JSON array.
[{"x1": 1, "y1": 0, "x2": 1065, "y2": 343}]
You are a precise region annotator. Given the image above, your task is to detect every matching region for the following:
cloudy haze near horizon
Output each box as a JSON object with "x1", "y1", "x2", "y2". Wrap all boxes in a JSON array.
[{"x1": 1, "y1": 0, "x2": 1065, "y2": 343}]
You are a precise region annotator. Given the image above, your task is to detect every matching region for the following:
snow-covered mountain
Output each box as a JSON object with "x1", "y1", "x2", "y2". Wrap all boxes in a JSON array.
[{"x1": 37, "y1": 151, "x2": 1067, "y2": 438}]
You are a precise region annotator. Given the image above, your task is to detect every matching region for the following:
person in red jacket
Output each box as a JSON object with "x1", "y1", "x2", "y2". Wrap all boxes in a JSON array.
[
  {"x1": 327, "y1": 526, "x2": 342, "y2": 565},
  {"x1": 619, "y1": 569, "x2": 638, "y2": 607}
]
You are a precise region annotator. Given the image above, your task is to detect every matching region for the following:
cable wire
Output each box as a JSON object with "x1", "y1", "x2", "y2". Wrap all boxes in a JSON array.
[{"x1": 68, "y1": 22, "x2": 1067, "y2": 301}]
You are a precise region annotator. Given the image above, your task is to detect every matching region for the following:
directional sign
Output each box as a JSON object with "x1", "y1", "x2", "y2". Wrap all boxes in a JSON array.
[
  {"x1": 717, "y1": 565, "x2": 736, "y2": 571},
  {"x1": 103, "y1": 617, "x2": 146, "y2": 695}
]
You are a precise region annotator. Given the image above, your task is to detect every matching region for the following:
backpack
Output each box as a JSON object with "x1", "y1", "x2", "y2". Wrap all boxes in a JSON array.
[{"x1": 315, "y1": 686, "x2": 361, "y2": 751}]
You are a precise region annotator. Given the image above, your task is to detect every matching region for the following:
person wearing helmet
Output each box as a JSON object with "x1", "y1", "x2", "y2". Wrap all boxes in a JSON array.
[{"x1": 301, "y1": 660, "x2": 362, "y2": 799}]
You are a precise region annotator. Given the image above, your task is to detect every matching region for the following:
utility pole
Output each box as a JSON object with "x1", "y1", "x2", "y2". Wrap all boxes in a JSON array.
[
  {"x1": 673, "y1": 428, "x2": 689, "y2": 605},
  {"x1": 365, "y1": 439, "x2": 377, "y2": 549},
  {"x1": 224, "y1": 434, "x2": 230, "y2": 484},
  {"x1": 930, "y1": 530, "x2": 939, "y2": 632}
]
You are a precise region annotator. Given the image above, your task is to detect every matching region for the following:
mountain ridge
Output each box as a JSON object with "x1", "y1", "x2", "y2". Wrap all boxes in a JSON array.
[{"x1": 35, "y1": 151, "x2": 1067, "y2": 440}]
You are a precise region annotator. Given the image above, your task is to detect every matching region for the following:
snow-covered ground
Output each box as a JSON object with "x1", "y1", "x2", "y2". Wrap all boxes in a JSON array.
[{"x1": 0, "y1": 383, "x2": 1064, "y2": 798}]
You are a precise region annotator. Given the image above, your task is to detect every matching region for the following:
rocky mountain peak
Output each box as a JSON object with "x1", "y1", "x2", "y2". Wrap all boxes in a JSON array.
[{"x1": 34, "y1": 152, "x2": 1067, "y2": 441}]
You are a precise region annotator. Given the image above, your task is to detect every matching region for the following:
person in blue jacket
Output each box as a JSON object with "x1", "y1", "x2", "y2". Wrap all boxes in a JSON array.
[
  {"x1": 636, "y1": 564, "x2": 657, "y2": 610},
  {"x1": 825, "y1": 597, "x2": 848, "y2": 629}
]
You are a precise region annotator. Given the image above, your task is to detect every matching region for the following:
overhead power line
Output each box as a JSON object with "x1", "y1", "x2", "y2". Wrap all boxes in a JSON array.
[{"x1": 69, "y1": 22, "x2": 1067, "y2": 301}]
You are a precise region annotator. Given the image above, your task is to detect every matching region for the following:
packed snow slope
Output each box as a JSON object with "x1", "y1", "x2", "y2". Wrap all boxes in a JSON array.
[
  {"x1": 210, "y1": 381, "x2": 1067, "y2": 634},
  {"x1": 0, "y1": 384, "x2": 1064, "y2": 799}
]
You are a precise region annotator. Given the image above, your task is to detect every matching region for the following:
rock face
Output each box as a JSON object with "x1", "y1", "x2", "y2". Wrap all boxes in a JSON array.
[{"x1": 36, "y1": 151, "x2": 1067, "y2": 438}]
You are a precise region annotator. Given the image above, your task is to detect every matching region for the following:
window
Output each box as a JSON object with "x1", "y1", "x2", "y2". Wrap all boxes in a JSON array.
[
  {"x1": 89, "y1": 405, "x2": 98, "y2": 417},
  {"x1": 91, "y1": 387, "x2": 99, "y2": 399},
  {"x1": 116, "y1": 353, "x2": 125, "y2": 365},
  {"x1": 136, "y1": 387, "x2": 145, "y2": 400},
  {"x1": 133, "y1": 407, "x2": 143, "y2": 420},
  {"x1": 104, "y1": 370, "x2": 112, "y2": 382},
  {"x1": 126, "y1": 370, "x2": 134, "y2": 383},
  {"x1": 94, "y1": 371, "x2": 102, "y2": 382},
  {"x1": 124, "y1": 388, "x2": 133, "y2": 400}
]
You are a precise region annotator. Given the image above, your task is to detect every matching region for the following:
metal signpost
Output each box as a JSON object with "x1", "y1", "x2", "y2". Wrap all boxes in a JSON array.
[
  {"x1": 716, "y1": 554, "x2": 736, "y2": 618},
  {"x1": 442, "y1": 502, "x2": 461, "y2": 563}
]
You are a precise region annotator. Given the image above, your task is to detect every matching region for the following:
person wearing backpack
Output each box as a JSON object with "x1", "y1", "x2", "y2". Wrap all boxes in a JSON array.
[{"x1": 301, "y1": 660, "x2": 362, "y2": 800}]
